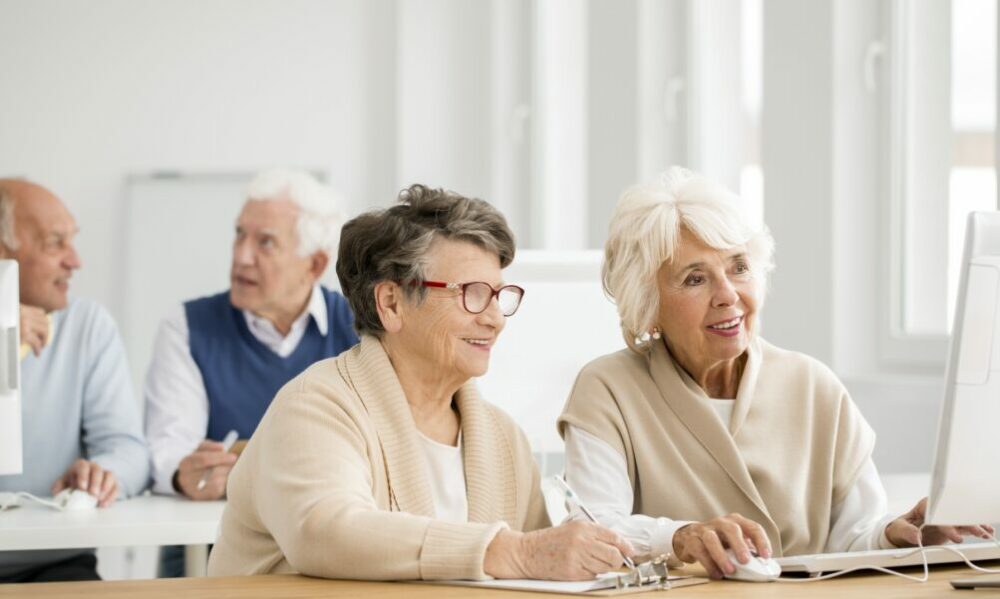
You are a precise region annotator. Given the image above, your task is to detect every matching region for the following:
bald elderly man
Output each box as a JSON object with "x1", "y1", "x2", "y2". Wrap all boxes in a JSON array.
[{"x1": 0, "y1": 179, "x2": 150, "y2": 582}]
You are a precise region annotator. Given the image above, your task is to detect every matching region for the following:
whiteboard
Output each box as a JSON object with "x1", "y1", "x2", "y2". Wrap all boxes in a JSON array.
[
  {"x1": 476, "y1": 251, "x2": 625, "y2": 453},
  {"x1": 120, "y1": 171, "x2": 337, "y2": 405}
]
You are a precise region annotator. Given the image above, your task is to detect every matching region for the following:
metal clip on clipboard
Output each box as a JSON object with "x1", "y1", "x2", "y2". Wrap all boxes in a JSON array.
[{"x1": 610, "y1": 554, "x2": 673, "y2": 591}]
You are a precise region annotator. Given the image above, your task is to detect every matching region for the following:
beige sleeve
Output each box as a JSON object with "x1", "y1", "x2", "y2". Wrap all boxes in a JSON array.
[
  {"x1": 557, "y1": 364, "x2": 632, "y2": 464},
  {"x1": 516, "y1": 423, "x2": 552, "y2": 532},
  {"x1": 251, "y1": 383, "x2": 505, "y2": 581},
  {"x1": 524, "y1": 464, "x2": 552, "y2": 531},
  {"x1": 829, "y1": 389, "x2": 878, "y2": 507}
]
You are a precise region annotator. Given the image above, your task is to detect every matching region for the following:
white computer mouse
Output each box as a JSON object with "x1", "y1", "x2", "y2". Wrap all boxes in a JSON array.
[
  {"x1": 54, "y1": 489, "x2": 98, "y2": 511},
  {"x1": 722, "y1": 549, "x2": 781, "y2": 582}
]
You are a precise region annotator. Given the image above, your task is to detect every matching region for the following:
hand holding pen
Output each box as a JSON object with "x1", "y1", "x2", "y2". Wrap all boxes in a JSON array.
[
  {"x1": 174, "y1": 429, "x2": 239, "y2": 500},
  {"x1": 553, "y1": 475, "x2": 640, "y2": 574},
  {"x1": 197, "y1": 429, "x2": 239, "y2": 490}
]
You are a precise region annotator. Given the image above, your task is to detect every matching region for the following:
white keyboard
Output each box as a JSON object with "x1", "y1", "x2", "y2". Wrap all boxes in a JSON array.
[{"x1": 777, "y1": 541, "x2": 1000, "y2": 574}]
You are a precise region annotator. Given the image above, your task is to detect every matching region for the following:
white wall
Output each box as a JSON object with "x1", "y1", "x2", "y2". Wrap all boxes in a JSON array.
[
  {"x1": 0, "y1": 0, "x2": 376, "y2": 319},
  {"x1": 762, "y1": 0, "x2": 947, "y2": 474},
  {"x1": 0, "y1": 0, "x2": 967, "y2": 481}
]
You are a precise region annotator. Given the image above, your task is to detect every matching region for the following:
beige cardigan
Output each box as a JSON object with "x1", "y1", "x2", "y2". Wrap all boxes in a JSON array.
[
  {"x1": 207, "y1": 336, "x2": 550, "y2": 580},
  {"x1": 558, "y1": 337, "x2": 875, "y2": 557}
]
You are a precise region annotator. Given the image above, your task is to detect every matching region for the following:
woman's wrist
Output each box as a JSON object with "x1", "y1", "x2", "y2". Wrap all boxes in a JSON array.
[{"x1": 483, "y1": 528, "x2": 527, "y2": 579}]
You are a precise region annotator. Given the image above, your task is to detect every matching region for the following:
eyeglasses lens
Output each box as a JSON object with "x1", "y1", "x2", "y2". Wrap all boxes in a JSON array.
[{"x1": 463, "y1": 282, "x2": 493, "y2": 313}]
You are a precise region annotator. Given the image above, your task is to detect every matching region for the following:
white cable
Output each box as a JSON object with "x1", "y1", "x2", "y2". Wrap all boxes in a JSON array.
[
  {"x1": 775, "y1": 524, "x2": 1000, "y2": 583},
  {"x1": 15, "y1": 491, "x2": 62, "y2": 509}
]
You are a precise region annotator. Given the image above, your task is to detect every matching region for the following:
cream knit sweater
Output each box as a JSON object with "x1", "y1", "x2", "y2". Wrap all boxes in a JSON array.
[
  {"x1": 208, "y1": 335, "x2": 550, "y2": 580},
  {"x1": 559, "y1": 337, "x2": 875, "y2": 557}
]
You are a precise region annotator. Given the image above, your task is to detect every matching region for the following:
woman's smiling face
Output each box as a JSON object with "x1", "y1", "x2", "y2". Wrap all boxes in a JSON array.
[{"x1": 655, "y1": 227, "x2": 760, "y2": 371}]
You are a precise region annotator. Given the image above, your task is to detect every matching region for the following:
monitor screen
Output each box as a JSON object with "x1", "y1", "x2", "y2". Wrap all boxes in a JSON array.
[
  {"x1": 0, "y1": 259, "x2": 21, "y2": 475},
  {"x1": 927, "y1": 211, "x2": 1000, "y2": 525}
]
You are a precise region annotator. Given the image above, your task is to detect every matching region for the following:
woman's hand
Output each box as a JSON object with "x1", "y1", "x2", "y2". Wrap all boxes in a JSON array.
[
  {"x1": 672, "y1": 513, "x2": 772, "y2": 579},
  {"x1": 885, "y1": 497, "x2": 994, "y2": 547},
  {"x1": 484, "y1": 521, "x2": 635, "y2": 581}
]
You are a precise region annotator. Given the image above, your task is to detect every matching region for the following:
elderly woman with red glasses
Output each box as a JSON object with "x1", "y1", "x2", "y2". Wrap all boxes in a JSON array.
[{"x1": 208, "y1": 184, "x2": 633, "y2": 581}]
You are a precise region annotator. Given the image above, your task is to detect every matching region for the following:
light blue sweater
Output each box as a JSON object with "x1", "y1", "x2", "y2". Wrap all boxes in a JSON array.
[{"x1": 0, "y1": 298, "x2": 150, "y2": 577}]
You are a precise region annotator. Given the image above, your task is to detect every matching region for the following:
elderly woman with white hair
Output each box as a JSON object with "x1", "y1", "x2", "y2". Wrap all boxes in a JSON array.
[{"x1": 558, "y1": 166, "x2": 992, "y2": 579}]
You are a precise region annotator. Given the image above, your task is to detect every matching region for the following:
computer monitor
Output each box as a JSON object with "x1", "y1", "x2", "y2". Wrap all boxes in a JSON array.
[
  {"x1": 927, "y1": 211, "x2": 1000, "y2": 525},
  {"x1": 0, "y1": 259, "x2": 21, "y2": 475}
]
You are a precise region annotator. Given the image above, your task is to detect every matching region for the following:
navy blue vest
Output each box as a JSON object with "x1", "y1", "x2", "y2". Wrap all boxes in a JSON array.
[{"x1": 185, "y1": 287, "x2": 359, "y2": 441}]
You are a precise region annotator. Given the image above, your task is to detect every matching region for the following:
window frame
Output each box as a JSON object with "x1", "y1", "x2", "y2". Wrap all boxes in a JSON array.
[{"x1": 880, "y1": 0, "x2": 955, "y2": 369}]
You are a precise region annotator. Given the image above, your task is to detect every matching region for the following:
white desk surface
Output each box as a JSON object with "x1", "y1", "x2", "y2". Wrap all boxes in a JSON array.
[
  {"x1": 0, "y1": 474, "x2": 929, "y2": 553},
  {"x1": 0, "y1": 494, "x2": 224, "y2": 551}
]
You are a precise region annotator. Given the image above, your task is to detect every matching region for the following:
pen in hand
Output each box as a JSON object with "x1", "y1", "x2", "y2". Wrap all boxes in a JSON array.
[
  {"x1": 196, "y1": 429, "x2": 239, "y2": 491},
  {"x1": 554, "y1": 475, "x2": 638, "y2": 572}
]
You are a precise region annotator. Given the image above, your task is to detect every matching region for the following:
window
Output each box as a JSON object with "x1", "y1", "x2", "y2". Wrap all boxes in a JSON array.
[
  {"x1": 947, "y1": 0, "x2": 998, "y2": 326},
  {"x1": 890, "y1": 0, "x2": 997, "y2": 347},
  {"x1": 740, "y1": 0, "x2": 764, "y2": 229}
]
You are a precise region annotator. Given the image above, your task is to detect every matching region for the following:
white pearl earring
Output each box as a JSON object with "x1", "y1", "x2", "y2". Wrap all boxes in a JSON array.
[{"x1": 651, "y1": 328, "x2": 662, "y2": 340}]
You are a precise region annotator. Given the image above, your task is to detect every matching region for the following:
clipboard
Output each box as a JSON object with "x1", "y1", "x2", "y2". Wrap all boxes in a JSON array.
[{"x1": 413, "y1": 555, "x2": 709, "y2": 595}]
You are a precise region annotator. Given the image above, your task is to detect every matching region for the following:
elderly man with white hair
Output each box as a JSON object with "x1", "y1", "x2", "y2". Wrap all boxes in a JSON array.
[{"x1": 144, "y1": 168, "x2": 359, "y2": 576}]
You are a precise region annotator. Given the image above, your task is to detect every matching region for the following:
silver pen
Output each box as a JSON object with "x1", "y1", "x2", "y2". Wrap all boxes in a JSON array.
[
  {"x1": 196, "y1": 429, "x2": 238, "y2": 491},
  {"x1": 554, "y1": 475, "x2": 638, "y2": 572}
]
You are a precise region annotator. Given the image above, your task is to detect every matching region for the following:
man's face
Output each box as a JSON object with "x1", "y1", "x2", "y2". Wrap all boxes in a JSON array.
[
  {"x1": 229, "y1": 199, "x2": 317, "y2": 322},
  {"x1": 2, "y1": 182, "x2": 81, "y2": 312}
]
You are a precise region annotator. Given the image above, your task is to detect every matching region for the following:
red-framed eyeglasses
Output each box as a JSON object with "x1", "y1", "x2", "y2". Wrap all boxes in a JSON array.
[{"x1": 402, "y1": 280, "x2": 525, "y2": 316}]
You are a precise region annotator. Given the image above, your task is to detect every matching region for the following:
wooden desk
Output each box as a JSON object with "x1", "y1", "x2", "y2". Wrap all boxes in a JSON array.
[{"x1": 0, "y1": 566, "x2": 994, "y2": 598}]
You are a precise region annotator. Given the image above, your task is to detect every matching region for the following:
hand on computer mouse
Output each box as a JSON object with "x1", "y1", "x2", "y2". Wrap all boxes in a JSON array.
[
  {"x1": 51, "y1": 459, "x2": 118, "y2": 508},
  {"x1": 672, "y1": 513, "x2": 772, "y2": 579},
  {"x1": 885, "y1": 497, "x2": 995, "y2": 547},
  {"x1": 721, "y1": 549, "x2": 781, "y2": 582},
  {"x1": 54, "y1": 489, "x2": 99, "y2": 511}
]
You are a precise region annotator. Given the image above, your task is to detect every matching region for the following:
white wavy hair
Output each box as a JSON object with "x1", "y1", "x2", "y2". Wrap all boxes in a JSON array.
[
  {"x1": 602, "y1": 166, "x2": 775, "y2": 352},
  {"x1": 246, "y1": 168, "x2": 346, "y2": 257}
]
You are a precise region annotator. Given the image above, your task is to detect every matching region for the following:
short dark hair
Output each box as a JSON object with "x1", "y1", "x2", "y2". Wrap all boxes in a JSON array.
[{"x1": 336, "y1": 184, "x2": 516, "y2": 337}]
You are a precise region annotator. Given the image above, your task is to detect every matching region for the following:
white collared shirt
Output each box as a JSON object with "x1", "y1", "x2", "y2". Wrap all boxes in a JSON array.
[
  {"x1": 242, "y1": 285, "x2": 329, "y2": 358},
  {"x1": 144, "y1": 285, "x2": 328, "y2": 495}
]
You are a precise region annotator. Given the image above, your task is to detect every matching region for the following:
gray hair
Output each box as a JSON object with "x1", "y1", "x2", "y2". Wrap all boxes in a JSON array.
[
  {"x1": 0, "y1": 187, "x2": 18, "y2": 251},
  {"x1": 246, "y1": 168, "x2": 346, "y2": 257},
  {"x1": 336, "y1": 184, "x2": 516, "y2": 337},
  {"x1": 602, "y1": 166, "x2": 775, "y2": 352}
]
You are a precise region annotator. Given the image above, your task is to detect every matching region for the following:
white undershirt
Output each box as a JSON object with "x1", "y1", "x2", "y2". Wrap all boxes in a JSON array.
[
  {"x1": 144, "y1": 285, "x2": 329, "y2": 495},
  {"x1": 418, "y1": 432, "x2": 468, "y2": 523},
  {"x1": 563, "y1": 397, "x2": 896, "y2": 560}
]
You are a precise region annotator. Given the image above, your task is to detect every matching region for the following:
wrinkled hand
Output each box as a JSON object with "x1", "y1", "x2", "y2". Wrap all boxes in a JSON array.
[
  {"x1": 672, "y1": 513, "x2": 772, "y2": 579},
  {"x1": 20, "y1": 304, "x2": 49, "y2": 357},
  {"x1": 174, "y1": 440, "x2": 238, "y2": 500},
  {"x1": 484, "y1": 521, "x2": 635, "y2": 581},
  {"x1": 885, "y1": 497, "x2": 994, "y2": 547},
  {"x1": 51, "y1": 459, "x2": 118, "y2": 508}
]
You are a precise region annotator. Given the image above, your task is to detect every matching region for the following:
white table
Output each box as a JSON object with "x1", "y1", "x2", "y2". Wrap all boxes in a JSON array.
[{"x1": 0, "y1": 494, "x2": 225, "y2": 576}]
